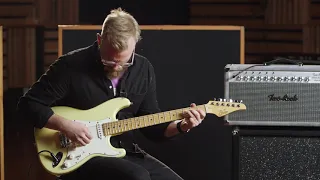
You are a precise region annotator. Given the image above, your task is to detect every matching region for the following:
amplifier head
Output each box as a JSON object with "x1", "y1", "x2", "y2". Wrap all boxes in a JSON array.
[{"x1": 224, "y1": 64, "x2": 320, "y2": 127}]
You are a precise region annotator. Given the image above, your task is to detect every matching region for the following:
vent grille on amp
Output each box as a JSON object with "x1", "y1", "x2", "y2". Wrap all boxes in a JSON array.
[{"x1": 224, "y1": 64, "x2": 320, "y2": 126}]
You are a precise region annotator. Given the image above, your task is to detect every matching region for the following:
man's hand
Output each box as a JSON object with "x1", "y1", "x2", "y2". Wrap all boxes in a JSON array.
[
  {"x1": 61, "y1": 120, "x2": 93, "y2": 146},
  {"x1": 180, "y1": 103, "x2": 206, "y2": 132},
  {"x1": 46, "y1": 114, "x2": 92, "y2": 146}
]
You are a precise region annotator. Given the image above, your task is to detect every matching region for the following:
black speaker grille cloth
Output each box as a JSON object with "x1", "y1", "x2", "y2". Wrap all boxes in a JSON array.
[
  {"x1": 239, "y1": 136, "x2": 320, "y2": 180},
  {"x1": 228, "y1": 83, "x2": 320, "y2": 124}
]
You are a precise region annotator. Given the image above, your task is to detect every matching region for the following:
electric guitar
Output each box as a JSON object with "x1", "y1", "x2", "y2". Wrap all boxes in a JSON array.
[{"x1": 34, "y1": 97, "x2": 246, "y2": 176}]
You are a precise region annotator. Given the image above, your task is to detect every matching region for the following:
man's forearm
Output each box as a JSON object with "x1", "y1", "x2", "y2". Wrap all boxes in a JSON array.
[
  {"x1": 164, "y1": 120, "x2": 183, "y2": 137},
  {"x1": 45, "y1": 114, "x2": 69, "y2": 132}
]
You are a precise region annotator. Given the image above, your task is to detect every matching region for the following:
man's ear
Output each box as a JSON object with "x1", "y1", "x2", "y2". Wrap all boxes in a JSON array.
[{"x1": 96, "y1": 33, "x2": 102, "y2": 47}]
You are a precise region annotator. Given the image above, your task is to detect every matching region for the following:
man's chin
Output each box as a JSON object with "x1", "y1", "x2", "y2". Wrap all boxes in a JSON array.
[{"x1": 107, "y1": 71, "x2": 124, "y2": 78}]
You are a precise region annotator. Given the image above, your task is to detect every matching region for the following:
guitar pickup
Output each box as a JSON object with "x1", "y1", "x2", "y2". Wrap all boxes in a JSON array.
[{"x1": 96, "y1": 122, "x2": 103, "y2": 139}]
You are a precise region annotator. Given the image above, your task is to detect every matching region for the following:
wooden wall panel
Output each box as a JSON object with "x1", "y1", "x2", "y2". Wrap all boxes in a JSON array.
[
  {"x1": 0, "y1": 0, "x2": 35, "y2": 25},
  {"x1": 189, "y1": 0, "x2": 320, "y2": 63},
  {"x1": 0, "y1": 26, "x2": 3, "y2": 180},
  {"x1": 34, "y1": 0, "x2": 79, "y2": 25},
  {"x1": 303, "y1": 25, "x2": 320, "y2": 54},
  {"x1": 0, "y1": 0, "x2": 79, "y2": 89},
  {"x1": 44, "y1": 26, "x2": 58, "y2": 71},
  {"x1": 310, "y1": 0, "x2": 320, "y2": 24},
  {"x1": 265, "y1": 0, "x2": 309, "y2": 24},
  {"x1": 6, "y1": 27, "x2": 36, "y2": 88},
  {"x1": 2, "y1": 29, "x2": 7, "y2": 92},
  {"x1": 245, "y1": 25, "x2": 303, "y2": 63},
  {"x1": 190, "y1": 0, "x2": 265, "y2": 26}
]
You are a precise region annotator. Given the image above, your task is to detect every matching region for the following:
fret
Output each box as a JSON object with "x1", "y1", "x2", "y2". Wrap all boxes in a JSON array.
[
  {"x1": 112, "y1": 122, "x2": 117, "y2": 134},
  {"x1": 131, "y1": 118, "x2": 135, "y2": 130},
  {"x1": 154, "y1": 114, "x2": 159, "y2": 124},
  {"x1": 176, "y1": 109, "x2": 184, "y2": 119},
  {"x1": 106, "y1": 122, "x2": 111, "y2": 135},
  {"x1": 126, "y1": 119, "x2": 131, "y2": 131},
  {"x1": 144, "y1": 116, "x2": 148, "y2": 127},
  {"x1": 120, "y1": 120, "x2": 125, "y2": 132},
  {"x1": 159, "y1": 113, "x2": 164, "y2": 123},
  {"x1": 170, "y1": 110, "x2": 176, "y2": 120},
  {"x1": 138, "y1": 117, "x2": 143, "y2": 128},
  {"x1": 116, "y1": 121, "x2": 121, "y2": 133},
  {"x1": 149, "y1": 115, "x2": 154, "y2": 126},
  {"x1": 164, "y1": 112, "x2": 170, "y2": 122},
  {"x1": 107, "y1": 122, "x2": 112, "y2": 134},
  {"x1": 133, "y1": 117, "x2": 138, "y2": 129},
  {"x1": 113, "y1": 122, "x2": 118, "y2": 134},
  {"x1": 123, "y1": 120, "x2": 127, "y2": 131}
]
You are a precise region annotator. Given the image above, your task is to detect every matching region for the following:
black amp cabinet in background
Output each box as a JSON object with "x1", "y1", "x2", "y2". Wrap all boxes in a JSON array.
[
  {"x1": 225, "y1": 64, "x2": 320, "y2": 180},
  {"x1": 231, "y1": 126, "x2": 320, "y2": 180}
]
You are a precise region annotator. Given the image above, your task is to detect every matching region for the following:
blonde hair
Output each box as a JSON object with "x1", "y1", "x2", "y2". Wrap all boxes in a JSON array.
[{"x1": 101, "y1": 8, "x2": 141, "y2": 51}]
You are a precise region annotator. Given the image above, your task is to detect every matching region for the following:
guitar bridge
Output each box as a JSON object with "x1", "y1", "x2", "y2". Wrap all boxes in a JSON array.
[{"x1": 59, "y1": 133, "x2": 71, "y2": 148}]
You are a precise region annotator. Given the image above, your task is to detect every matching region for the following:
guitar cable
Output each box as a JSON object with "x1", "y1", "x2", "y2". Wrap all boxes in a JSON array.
[{"x1": 37, "y1": 150, "x2": 60, "y2": 164}]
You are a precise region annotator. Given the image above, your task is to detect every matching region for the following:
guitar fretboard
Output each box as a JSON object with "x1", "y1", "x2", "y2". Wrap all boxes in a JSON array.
[{"x1": 102, "y1": 105, "x2": 206, "y2": 135}]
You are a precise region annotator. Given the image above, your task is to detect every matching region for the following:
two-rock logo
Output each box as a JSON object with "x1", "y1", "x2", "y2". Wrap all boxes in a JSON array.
[{"x1": 268, "y1": 94, "x2": 298, "y2": 101}]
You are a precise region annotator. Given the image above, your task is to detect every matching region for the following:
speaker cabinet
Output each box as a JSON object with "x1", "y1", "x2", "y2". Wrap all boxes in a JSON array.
[{"x1": 232, "y1": 126, "x2": 320, "y2": 180}]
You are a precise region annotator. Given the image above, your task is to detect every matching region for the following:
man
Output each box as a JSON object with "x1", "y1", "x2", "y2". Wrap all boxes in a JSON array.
[{"x1": 17, "y1": 8, "x2": 206, "y2": 180}]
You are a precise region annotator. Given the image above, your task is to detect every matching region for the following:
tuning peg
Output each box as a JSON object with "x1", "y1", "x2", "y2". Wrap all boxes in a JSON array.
[
  {"x1": 213, "y1": 98, "x2": 217, "y2": 101},
  {"x1": 239, "y1": 100, "x2": 243, "y2": 103},
  {"x1": 219, "y1": 98, "x2": 223, "y2": 102},
  {"x1": 229, "y1": 99, "x2": 233, "y2": 102}
]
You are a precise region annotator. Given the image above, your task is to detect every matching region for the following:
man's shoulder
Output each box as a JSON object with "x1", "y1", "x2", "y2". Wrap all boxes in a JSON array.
[
  {"x1": 134, "y1": 53, "x2": 154, "y2": 70},
  {"x1": 59, "y1": 44, "x2": 95, "y2": 65}
]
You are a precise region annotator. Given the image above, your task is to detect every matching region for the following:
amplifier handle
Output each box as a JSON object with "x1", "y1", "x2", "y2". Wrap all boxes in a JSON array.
[{"x1": 264, "y1": 58, "x2": 303, "y2": 66}]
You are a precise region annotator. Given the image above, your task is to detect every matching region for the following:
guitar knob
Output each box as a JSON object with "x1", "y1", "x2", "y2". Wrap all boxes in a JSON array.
[
  {"x1": 67, "y1": 154, "x2": 75, "y2": 160},
  {"x1": 63, "y1": 162, "x2": 71, "y2": 168}
]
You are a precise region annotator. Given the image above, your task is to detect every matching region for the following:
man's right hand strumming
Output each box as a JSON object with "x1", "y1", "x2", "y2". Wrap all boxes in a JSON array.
[{"x1": 46, "y1": 114, "x2": 93, "y2": 146}]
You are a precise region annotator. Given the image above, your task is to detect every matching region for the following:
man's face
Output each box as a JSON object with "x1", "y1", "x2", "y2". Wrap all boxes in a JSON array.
[{"x1": 97, "y1": 34, "x2": 136, "y2": 78}]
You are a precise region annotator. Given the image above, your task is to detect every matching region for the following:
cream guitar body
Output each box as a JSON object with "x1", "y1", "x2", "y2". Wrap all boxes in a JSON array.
[{"x1": 34, "y1": 97, "x2": 246, "y2": 176}]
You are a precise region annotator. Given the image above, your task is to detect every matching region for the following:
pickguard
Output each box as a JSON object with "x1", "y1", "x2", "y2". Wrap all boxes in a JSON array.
[{"x1": 60, "y1": 118, "x2": 122, "y2": 170}]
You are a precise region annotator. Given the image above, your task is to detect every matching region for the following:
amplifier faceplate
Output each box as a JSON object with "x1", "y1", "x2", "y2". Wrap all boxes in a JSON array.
[{"x1": 224, "y1": 64, "x2": 320, "y2": 126}]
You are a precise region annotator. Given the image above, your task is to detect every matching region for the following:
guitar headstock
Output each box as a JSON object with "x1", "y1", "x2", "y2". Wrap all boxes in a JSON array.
[{"x1": 205, "y1": 98, "x2": 246, "y2": 117}]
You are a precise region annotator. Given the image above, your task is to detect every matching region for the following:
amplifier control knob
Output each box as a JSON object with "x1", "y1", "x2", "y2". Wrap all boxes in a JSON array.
[
  {"x1": 263, "y1": 76, "x2": 269, "y2": 81},
  {"x1": 305, "y1": 77, "x2": 310, "y2": 82},
  {"x1": 277, "y1": 77, "x2": 283, "y2": 81},
  {"x1": 270, "y1": 76, "x2": 276, "y2": 81},
  {"x1": 243, "y1": 76, "x2": 248, "y2": 81},
  {"x1": 284, "y1": 77, "x2": 289, "y2": 81},
  {"x1": 256, "y1": 76, "x2": 262, "y2": 81},
  {"x1": 236, "y1": 76, "x2": 242, "y2": 81},
  {"x1": 291, "y1": 77, "x2": 297, "y2": 81},
  {"x1": 298, "y1": 77, "x2": 303, "y2": 81},
  {"x1": 250, "y1": 76, "x2": 256, "y2": 81}
]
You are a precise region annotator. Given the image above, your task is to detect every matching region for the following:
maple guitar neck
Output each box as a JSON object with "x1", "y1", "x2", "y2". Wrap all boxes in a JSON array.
[{"x1": 102, "y1": 105, "x2": 206, "y2": 135}]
